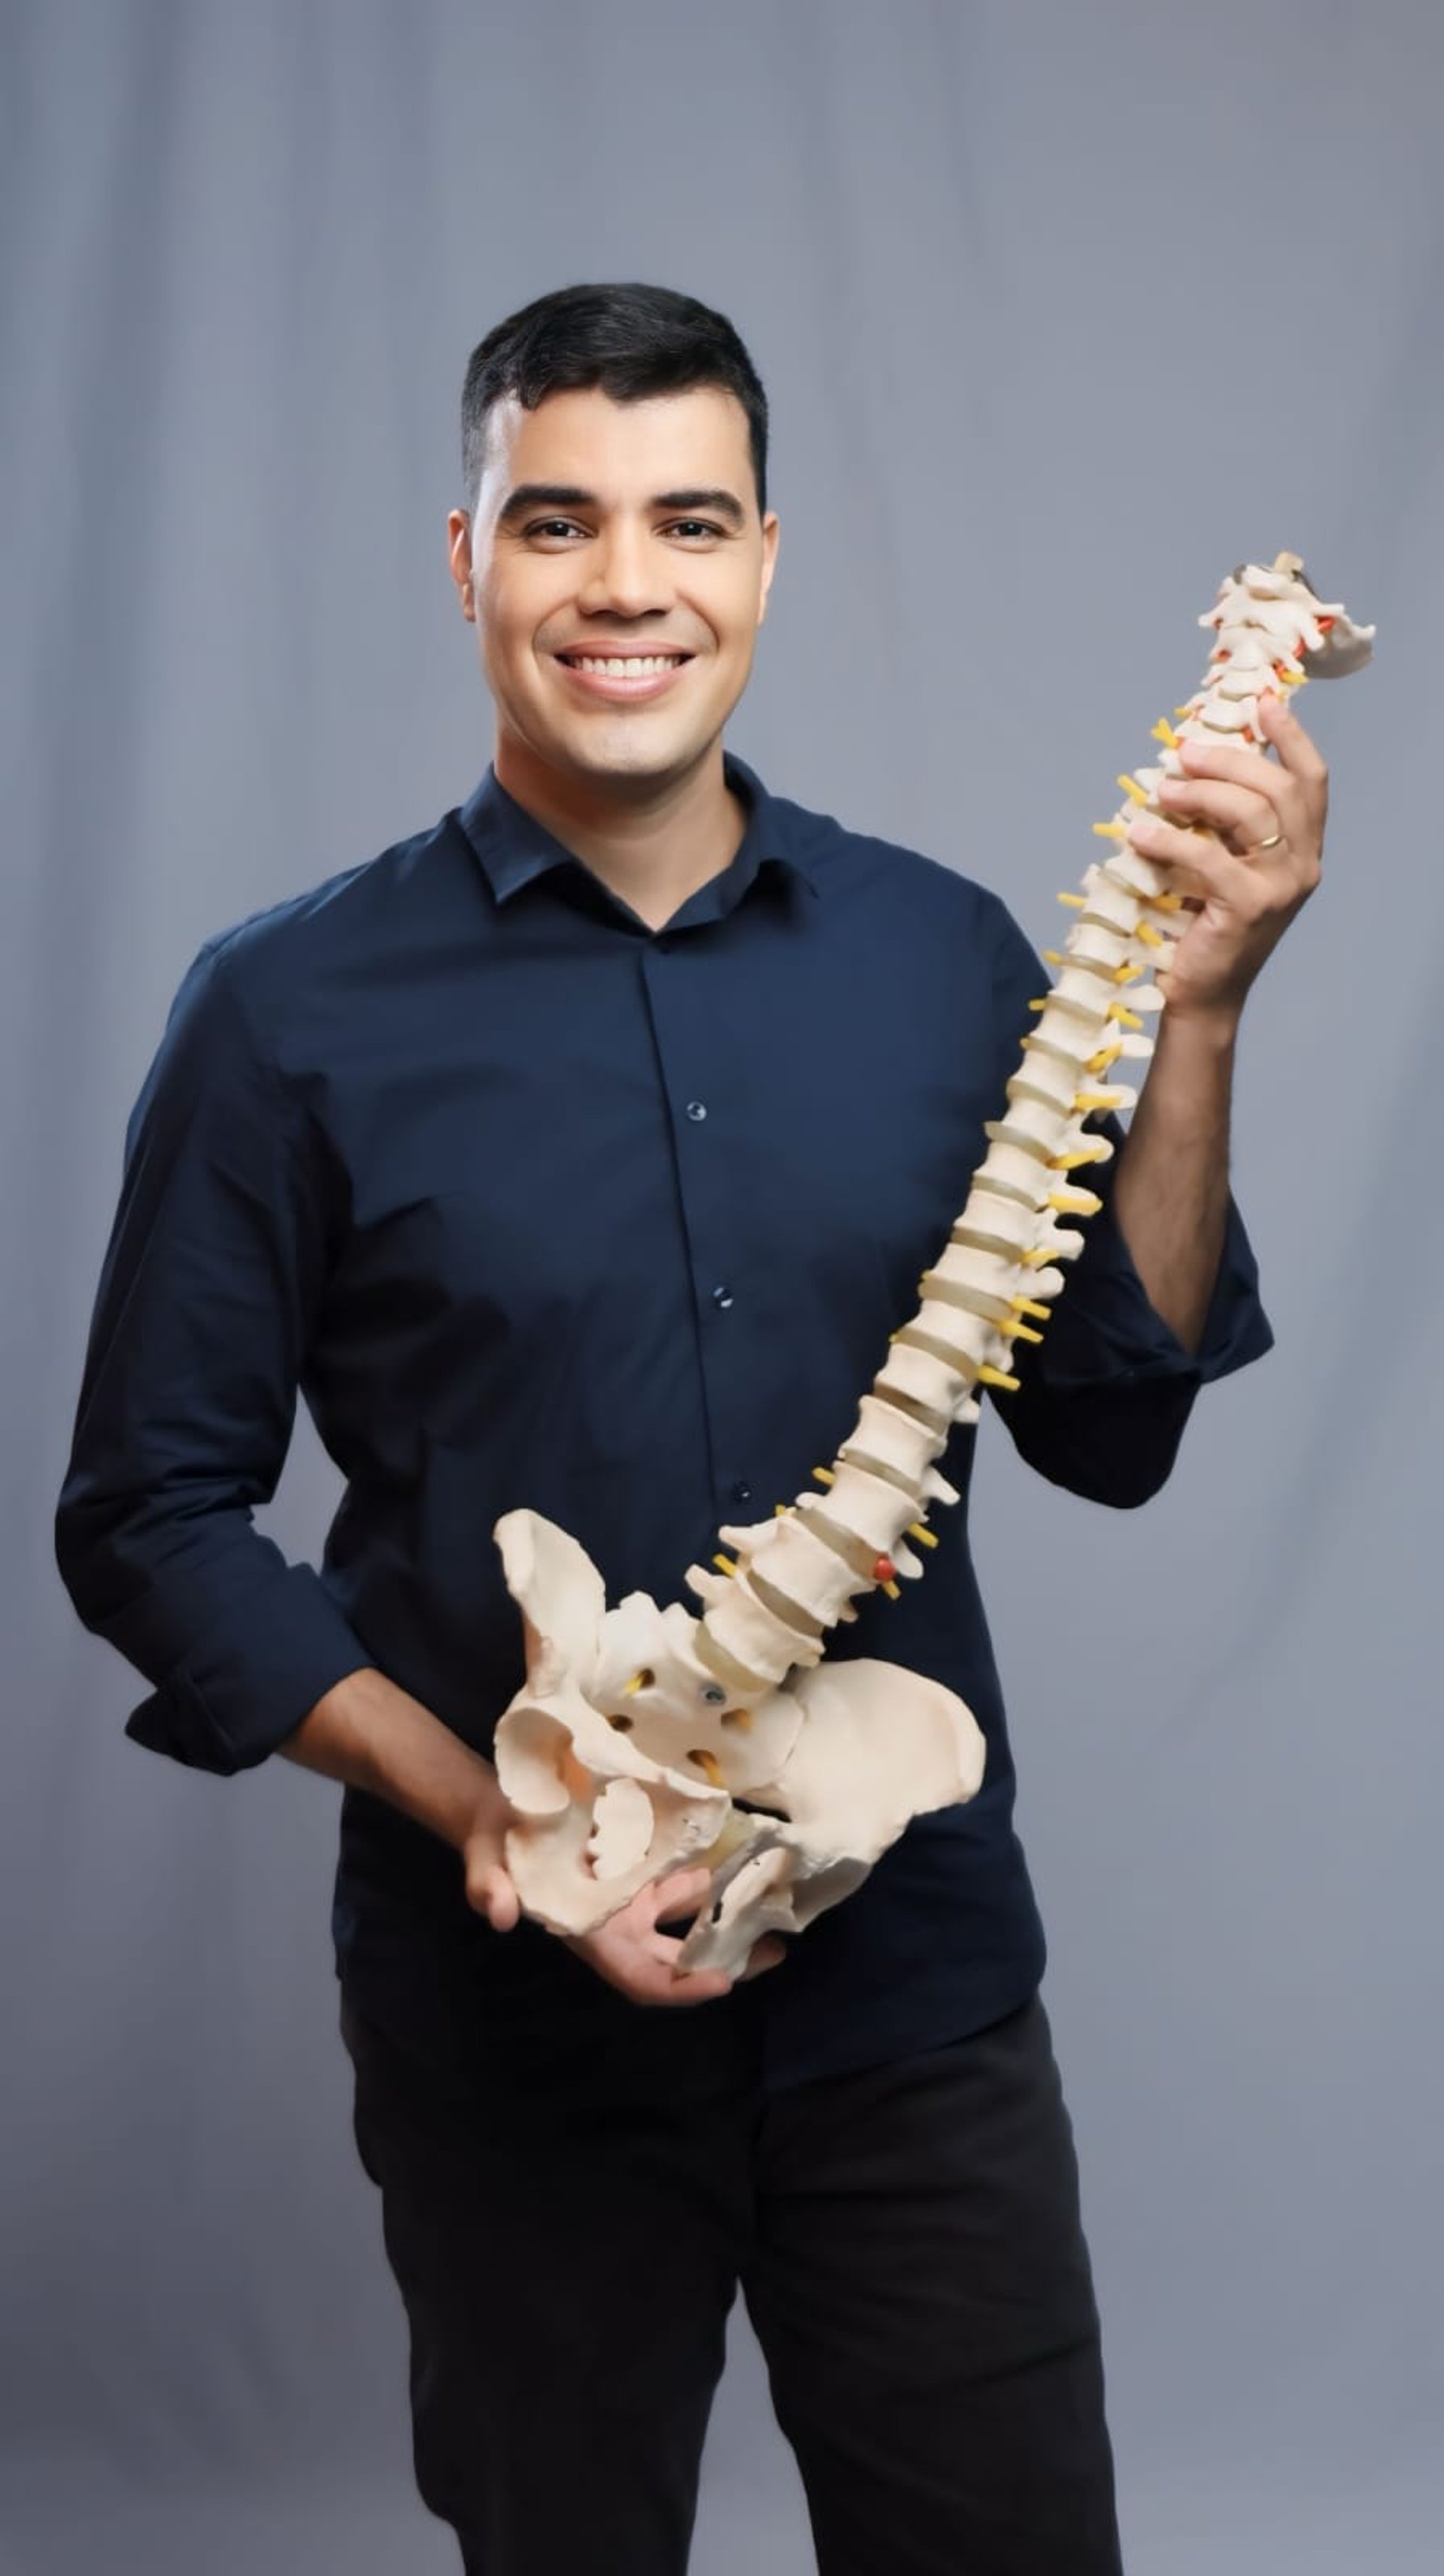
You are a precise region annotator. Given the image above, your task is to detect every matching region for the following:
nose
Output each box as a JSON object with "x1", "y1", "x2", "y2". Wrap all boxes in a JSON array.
[{"x1": 576, "y1": 517, "x2": 672, "y2": 620}]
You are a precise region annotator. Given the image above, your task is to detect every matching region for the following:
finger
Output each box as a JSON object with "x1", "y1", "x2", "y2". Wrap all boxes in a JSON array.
[
  {"x1": 666, "y1": 1964, "x2": 736, "y2": 2005},
  {"x1": 467, "y1": 1860, "x2": 520, "y2": 1933},
  {"x1": 1175, "y1": 703, "x2": 1327, "y2": 841},
  {"x1": 643, "y1": 1920, "x2": 749, "y2": 2001},
  {"x1": 569, "y1": 1916, "x2": 734, "y2": 2006},
  {"x1": 1156, "y1": 774, "x2": 1282, "y2": 849},
  {"x1": 1126, "y1": 815, "x2": 1262, "y2": 910},
  {"x1": 651, "y1": 1867, "x2": 715, "y2": 1928},
  {"x1": 1255, "y1": 688, "x2": 1328, "y2": 792},
  {"x1": 1172, "y1": 734, "x2": 1281, "y2": 790},
  {"x1": 738, "y1": 1937, "x2": 787, "y2": 1981},
  {"x1": 631, "y1": 1948, "x2": 736, "y2": 2006}
]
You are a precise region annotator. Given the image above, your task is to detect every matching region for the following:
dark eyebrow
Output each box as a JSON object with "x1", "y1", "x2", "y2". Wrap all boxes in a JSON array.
[{"x1": 493, "y1": 482, "x2": 748, "y2": 531}]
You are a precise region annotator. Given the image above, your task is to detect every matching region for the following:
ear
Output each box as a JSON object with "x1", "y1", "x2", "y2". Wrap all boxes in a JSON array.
[
  {"x1": 757, "y1": 509, "x2": 780, "y2": 628},
  {"x1": 447, "y1": 509, "x2": 477, "y2": 624}
]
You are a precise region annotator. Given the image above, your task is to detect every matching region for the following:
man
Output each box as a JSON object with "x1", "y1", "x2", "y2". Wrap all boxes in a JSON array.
[{"x1": 55, "y1": 282, "x2": 1323, "y2": 2573}]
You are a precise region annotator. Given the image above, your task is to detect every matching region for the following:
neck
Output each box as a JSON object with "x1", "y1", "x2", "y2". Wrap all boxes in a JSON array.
[{"x1": 493, "y1": 736, "x2": 748, "y2": 932}]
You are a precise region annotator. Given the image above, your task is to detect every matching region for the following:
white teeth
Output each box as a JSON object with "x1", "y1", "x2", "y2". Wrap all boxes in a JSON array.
[{"x1": 566, "y1": 655, "x2": 685, "y2": 676}]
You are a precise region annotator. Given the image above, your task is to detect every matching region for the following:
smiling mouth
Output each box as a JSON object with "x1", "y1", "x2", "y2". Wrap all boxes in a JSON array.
[{"x1": 554, "y1": 652, "x2": 694, "y2": 677}]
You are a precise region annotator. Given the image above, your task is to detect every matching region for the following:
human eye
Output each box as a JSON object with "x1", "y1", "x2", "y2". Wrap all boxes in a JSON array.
[
  {"x1": 524, "y1": 518, "x2": 587, "y2": 542},
  {"x1": 666, "y1": 519, "x2": 725, "y2": 541}
]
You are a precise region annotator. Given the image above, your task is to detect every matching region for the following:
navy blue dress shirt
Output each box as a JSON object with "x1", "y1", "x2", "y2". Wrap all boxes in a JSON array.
[{"x1": 55, "y1": 752, "x2": 1272, "y2": 2087}]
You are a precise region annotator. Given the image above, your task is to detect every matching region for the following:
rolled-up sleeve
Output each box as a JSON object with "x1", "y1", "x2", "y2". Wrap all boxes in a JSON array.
[
  {"x1": 54, "y1": 940, "x2": 370, "y2": 1773},
  {"x1": 983, "y1": 904, "x2": 1273, "y2": 1507}
]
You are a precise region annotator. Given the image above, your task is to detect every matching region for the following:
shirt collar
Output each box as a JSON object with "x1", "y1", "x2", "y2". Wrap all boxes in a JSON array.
[{"x1": 456, "y1": 751, "x2": 821, "y2": 918}]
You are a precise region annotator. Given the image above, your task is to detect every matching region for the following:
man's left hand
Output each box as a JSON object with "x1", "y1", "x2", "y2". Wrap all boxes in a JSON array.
[{"x1": 1124, "y1": 690, "x2": 1328, "y2": 1026}]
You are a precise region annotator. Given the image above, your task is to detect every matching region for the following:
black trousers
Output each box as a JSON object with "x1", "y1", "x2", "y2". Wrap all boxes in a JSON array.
[{"x1": 341, "y1": 1979, "x2": 1122, "y2": 2576}]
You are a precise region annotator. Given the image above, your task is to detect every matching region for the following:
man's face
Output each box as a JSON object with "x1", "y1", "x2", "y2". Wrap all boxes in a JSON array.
[{"x1": 448, "y1": 384, "x2": 778, "y2": 797}]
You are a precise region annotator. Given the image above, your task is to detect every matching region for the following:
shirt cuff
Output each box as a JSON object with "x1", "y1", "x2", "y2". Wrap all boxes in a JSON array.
[
  {"x1": 122, "y1": 1563, "x2": 373, "y2": 1776},
  {"x1": 1034, "y1": 1179, "x2": 1274, "y2": 1394}
]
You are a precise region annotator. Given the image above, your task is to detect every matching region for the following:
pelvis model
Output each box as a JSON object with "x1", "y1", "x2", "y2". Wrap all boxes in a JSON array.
[{"x1": 489, "y1": 557, "x2": 1373, "y2": 1977}]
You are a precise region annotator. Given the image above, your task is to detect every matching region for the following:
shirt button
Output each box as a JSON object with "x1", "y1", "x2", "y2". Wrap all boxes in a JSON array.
[
  {"x1": 711, "y1": 1284, "x2": 734, "y2": 1310},
  {"x1": 686, "y1": 1101, "x2": 708, "y2": 1122},
  {"x1": 732, "y1": 1479, "x2": 754, "y2": 1504}
]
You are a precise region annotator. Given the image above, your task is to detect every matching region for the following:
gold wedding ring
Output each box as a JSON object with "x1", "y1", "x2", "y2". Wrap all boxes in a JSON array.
[{"x1": 1249, "y1": 828, "x2": 1285, "y2": 852}]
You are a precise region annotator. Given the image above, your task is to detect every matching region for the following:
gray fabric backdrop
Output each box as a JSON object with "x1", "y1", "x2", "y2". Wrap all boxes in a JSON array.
[{"x1": 4, "y1": 2, "x2": 1439, "y2": 2568}]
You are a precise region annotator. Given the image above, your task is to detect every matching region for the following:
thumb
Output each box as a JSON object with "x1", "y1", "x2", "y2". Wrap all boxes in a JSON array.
[
  {"x1": 740, "y1": 1936, "x2": 788, "y2": 1981},
  {"x1": 652, "y1": 1867, "x2": 715, "y2": 1927},
  {"x1": 466, "y1": 1851, "x2": 520, "y2": 1933}
]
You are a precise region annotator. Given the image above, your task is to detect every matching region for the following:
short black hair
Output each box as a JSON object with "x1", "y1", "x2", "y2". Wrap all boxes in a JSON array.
[{"x1": 460, "y1": 281, "x2": 769, "y2": 519}]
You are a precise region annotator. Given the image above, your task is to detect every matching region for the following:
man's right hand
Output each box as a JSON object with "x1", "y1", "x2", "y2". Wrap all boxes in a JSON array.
[
  {"x1": 282, "y1": 1675, "x2": 779, "y2": 2000},
  {"x1": 560, "y1": 1866, "x2": 786, "y2": 2007}
]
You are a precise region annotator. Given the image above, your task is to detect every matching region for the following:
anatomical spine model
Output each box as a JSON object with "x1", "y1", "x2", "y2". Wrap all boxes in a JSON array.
[{"x1": 491, "y1": 557, "x2": 1373, "y2": 1976}]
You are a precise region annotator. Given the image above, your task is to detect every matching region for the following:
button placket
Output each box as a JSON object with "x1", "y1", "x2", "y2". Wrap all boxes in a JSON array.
[{"x1": 642, "y1": 937, "x2": 759, "y2": 1534}]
